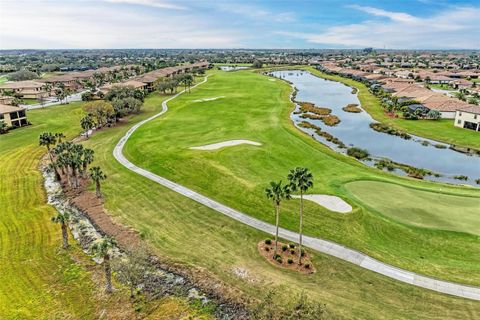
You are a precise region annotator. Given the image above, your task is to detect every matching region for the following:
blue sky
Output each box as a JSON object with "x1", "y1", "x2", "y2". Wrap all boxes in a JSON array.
[{"x1": 1, "y1": 0, "x2": 479, "y2": 49}]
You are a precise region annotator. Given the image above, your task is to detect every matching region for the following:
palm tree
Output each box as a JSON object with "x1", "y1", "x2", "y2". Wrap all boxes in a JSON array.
[
  {"x1": 287, "y1": 167, "x2": 314, "y2": 265},
  {"x1": 265, "y1": 181, "x2": 291, "y2": 257},
  {"x1": 82, "y1": 148, "x2": 95, "y2": 176},
  {"x1": 51, "y1": 212, "x2": 70, "y2": 249},
  {"x1": 90, "y1": 166, "x2": 107, "y2": 198},
  {"x1": 39, "y1": 132, "x2": 62, "y2": 180},
  {"x1": 91, "y1": 237, "x2": 116, "y2": 293},
  {"x1": 80, "y1": 115, "x2": 95, "y2": 139}
]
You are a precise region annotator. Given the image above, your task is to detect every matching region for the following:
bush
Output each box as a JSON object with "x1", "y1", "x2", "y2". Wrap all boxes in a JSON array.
[
  {"x1": 304, "y1": 263, "x2": 311, "y2": 269},
  {"x1": 321, "y1": 115, "x2": 341, "y2": 126},
  {"x1": 290, "y1": 249, "x2": 295, "y2": 255},
  {"x1": 301, "y1": 249, "x2": 305, "y2": 257},
  {"x1": 289, "y1": 243, "x2": 295, "y2": 249},
  {"x1": 275, "y1": 256, "x2": 282, "y2": 264},
  {"x1": 81, "y1": 91, "x2": 94, "y2": 101},
  {"x1": 264, "y1": 238, "x2": 272, "y2": 245},
  {"x1": 475, "y1": 178, "x2": 480, "y2": 185},
  {"x1": 287, "y1": 258, "x2": 294, "y2": 264},
  {"x1": 347, "y1": 147, "x2": 369, "y2": 160},
  {"x1": 282, "y1": 245, "x2": 288, "y2": 251},
  {"x1": 454, "y1": 175, "x2": 468, "y2": 181},
  {"x1": 265, "y1": 247, "x2": 270, "y2": 252}
]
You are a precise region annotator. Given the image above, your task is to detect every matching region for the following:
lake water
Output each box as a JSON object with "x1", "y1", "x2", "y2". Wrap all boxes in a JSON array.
[{"x1": 270, "y1": 70, "x2": 480, "y2": 186}]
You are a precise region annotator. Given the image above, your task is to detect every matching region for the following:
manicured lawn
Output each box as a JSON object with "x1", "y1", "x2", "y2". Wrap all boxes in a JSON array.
[
  {"x1": 0, "y1": 75, "x2": 8, "y2": 84},
  {"x1": 120, "y1": 69, "x2": 480, "y2": 288},
  {"x1": 82, "y1": 86, "x2": 480, "y2": 319},
  {"x1": 0, "y1": 103, "x2": 100, "y2": 318},
  {"x1": 345, "y1": 180, "x2": 480, "y2": 235},
  {"x1": 20, "y1": 98, "x2": 39, "y2": 105},
  {"x1": 305, "y1": 67, "x2": 480, "y2": 150},
  {"x1": 0, "y1": 102, "x2": 209, "y2": 319}
]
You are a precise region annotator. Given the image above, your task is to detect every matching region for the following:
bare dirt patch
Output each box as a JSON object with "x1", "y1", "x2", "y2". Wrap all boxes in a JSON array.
[{"x1": 258, "y1": 240, "x2": 315, "y2": 274}]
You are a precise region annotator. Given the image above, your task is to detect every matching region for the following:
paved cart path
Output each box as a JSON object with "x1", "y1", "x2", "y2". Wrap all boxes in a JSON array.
[{"x1": 113, "y1": 76, "x2": 480, "y2": 301}]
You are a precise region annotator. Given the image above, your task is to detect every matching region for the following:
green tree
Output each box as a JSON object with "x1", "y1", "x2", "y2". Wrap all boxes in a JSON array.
[
  {"x1": 91, "y1": 237, "x2": 116, "y2": 293},
  {"x1": 80, "y1": 115, "x2": 95, "y2": 139},
  {"x1": 39, "y1": 132, "x2": 63, "y2": 180},
  {"x1": 51, "y1": 212, "x2": 70, "y2": 249},
  {"x1": 0, "y1": 121, "x2": 7, "y2": 134},
  {"x1": 288, "y1": 167, "x2": 314, "y2": 265},
  {"x1": 265, "y1": 181, "x2": 291, "y2": 257},
  {"x1": 90, "y1": 166, "x2": 107, "y2": 198},
  {"x1": 81, "y1": 148, "x2": 95, "y2": 176}
]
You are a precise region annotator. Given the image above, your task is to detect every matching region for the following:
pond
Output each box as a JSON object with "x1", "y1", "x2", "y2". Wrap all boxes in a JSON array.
[{"x1": 270, "y1": 70, "x2": 480, "y2": 186}]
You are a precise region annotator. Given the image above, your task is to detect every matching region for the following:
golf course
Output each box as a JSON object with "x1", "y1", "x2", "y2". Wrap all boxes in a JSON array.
[
  {"x1": 80, "y1": 69, "x2": 480, "y2": 318},
  {"x1": 2, "y1": 67, "x2": 480, "y2": 319}
]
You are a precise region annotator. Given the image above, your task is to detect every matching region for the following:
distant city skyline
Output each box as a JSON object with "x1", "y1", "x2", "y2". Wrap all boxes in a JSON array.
[{"x1": 1, "y1": 0, "x2": 479, "y2": 49}]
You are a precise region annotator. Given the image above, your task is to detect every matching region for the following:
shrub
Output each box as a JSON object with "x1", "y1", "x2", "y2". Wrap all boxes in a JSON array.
[
  {"x1": 347, "y1": 147, "x2": 369, "y2": 160},
  {"x1": 434, "y1": 144, "x2": 447, "y2": 149},
  {"x1": 454, "y1": 175, "x2": 468, "y2": 181},
  {"x1": 265, "y1": 247, "x2": 270, "y2": 252},
  {"x1": 275, "y1": 256, "x2": 283, "y2": 264},
  {"x1": 304, "y1": 263, "x2": 311, "y2": 269},
  {"x1": 342, "y1": 104, "x2": 362, "y2": 113},
  {"x1": 282, "y1": 245, "x2": 288, "y2": 251},
  {"x1": 287, "y1": 259, "x2": 294, "y2": 264},
  {"x1": 289, "y1": 243, "x2": 295, "y2": 249},
  {"x1": 321, "y1": 115, "x2": 341, "y2": 126},
  {"x1": 290, "y1": 249, "x2": 295, "y2": 255},
  {"x1": 475, "y1": 178, "x2": 480, "y2": 185},
  {"x1": 264, "y1": 239, "x2": 272, "y2": 245},
  {"x1": 301, "y1": 249, "x2": 305, "y2": 257}
]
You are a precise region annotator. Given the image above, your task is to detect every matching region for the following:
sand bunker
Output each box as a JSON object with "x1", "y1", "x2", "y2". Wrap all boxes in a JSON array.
[
  {"x1": 189, "y1": 140, "x2": 262, "y2": 151},
  {"x1": 292, "y1": 194, "x2": 352, "y2": 213},
  {"x1": 192, "y1": 96, "x2": 225, "y2": 102}
]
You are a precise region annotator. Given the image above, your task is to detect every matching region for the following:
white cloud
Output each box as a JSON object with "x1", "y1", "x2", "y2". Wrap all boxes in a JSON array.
[
  {"x1": 280, "y1": 6, "x2": 480, "y2": 49},
  {"x1": 347, "y1": 5, "x2": 416, "y2": 23},
  {"x1": 103, "y1": 0, "x2": 186, "y2": 10},
  {"x1": 0, "y1": 0, "x2": 245, "y2": 48}
]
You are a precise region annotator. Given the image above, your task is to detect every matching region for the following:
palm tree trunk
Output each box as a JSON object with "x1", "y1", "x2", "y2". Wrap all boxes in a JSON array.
[
  {"x1": 96, "y1": 181, "x2": 101, "y2": 198},
  {"x1": 47, "y1": 148, "x2": 61, "y2": 180},
  {"x1": 61, "y1": 222, "x2": 69, "y2": 249},
  {"x1": 274, "y1": 203, "x2": 280, "y2": 257},
  {"x1": 104, "y1": 255, "x2": 113, "y2": 293},
  {"x1": 299, "y1": 190, "x2": 304, "y2": 265}
]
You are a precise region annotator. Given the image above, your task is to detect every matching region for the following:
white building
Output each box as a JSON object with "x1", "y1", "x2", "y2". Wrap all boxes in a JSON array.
[{"x1": 454, "y1": 105, "x2": 480, "y2": 131}]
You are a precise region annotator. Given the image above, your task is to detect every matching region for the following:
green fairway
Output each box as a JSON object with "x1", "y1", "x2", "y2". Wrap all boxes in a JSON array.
[
  {"x1": 305, "y1": 67, "x2": 480, "y2": 150},
  {"x1": 121, "y1": 69, "x2": 480, "y2": 287},
  {"x1": 81, "y1": 87, "x2": 480, "y2": 319},
  {"x1": 0, "y1": 103, "x2": 100, "y2": 318},
  {"x1": 346, "y1": 180, "x2": 480, "y2": 235}
]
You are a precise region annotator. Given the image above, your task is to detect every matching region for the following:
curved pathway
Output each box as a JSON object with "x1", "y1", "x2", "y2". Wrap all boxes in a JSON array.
[{"x1": 113, "y1": 76, "x2": 480, "y2": 301}]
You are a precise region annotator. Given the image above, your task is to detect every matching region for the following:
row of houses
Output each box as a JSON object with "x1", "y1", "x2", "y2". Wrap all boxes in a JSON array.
[
  {"x1": 0, "y1": 61, "x2": 211, "y2": 131},
  {"x1": 320, "y1": 63, "x2": 480, "y2": 132},
  {"x1": 0, "y1": 65, "x2": 142, "y2": 100},
  {"x1": 99, "y1": 61, "x2": 211, "y2": 93}
]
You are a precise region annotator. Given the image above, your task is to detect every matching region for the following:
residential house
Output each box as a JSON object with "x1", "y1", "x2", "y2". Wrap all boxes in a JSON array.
[
  {"x1": 454, "y1": 105, "x2": 480, "y2": 131},
  {"x1": 0, "y1": 81, "x2": 47, "y2": 99},
  {"x1": 0, "y1": 104, "x2": 28, "y2": 127}
]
